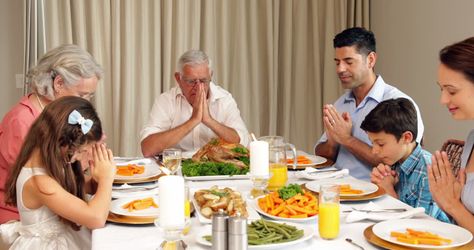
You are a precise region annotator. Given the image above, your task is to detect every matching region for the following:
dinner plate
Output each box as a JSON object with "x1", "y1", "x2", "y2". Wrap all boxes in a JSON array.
[
  {"x1": 110, "y1": 195, "x2": 159, "y2": 217},
  {"x1": 305, "y1": 177, "x2": 379, "y2": 197},
  {"x1": 114, "y1": 160, "x2": 161, "y2": 181},
  {"x1": 195, "y1": 221, "x2": 315, "y2": 249},
  {"x1": 107, "y1": 212, "x2": 156, "y2": 224},
  {"x1": 373, "y1": 219, "x2": 473, "y2": 249},
  {"x1": 287, "y1": 152, "x2": 327, "y2": 168},
  {"x1": 192, "y1": 188, "x2": 260, "y2": 224},
  {"x1": 249, "y1": 196, "x2": 317, "y2": 222}
]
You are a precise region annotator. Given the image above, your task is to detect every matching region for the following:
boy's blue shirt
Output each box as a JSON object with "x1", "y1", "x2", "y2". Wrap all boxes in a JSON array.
[{"x1": 394, "y1": 144, "x2": 451, "y2": 223}]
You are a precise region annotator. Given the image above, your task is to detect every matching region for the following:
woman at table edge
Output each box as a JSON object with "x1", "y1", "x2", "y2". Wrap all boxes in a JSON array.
[
  {"x1": 428, "y1": 37, "x2": 474, "y2": 234},
  {"x1": 0, "y1": 44, "x2": 103, "y2": 223}
]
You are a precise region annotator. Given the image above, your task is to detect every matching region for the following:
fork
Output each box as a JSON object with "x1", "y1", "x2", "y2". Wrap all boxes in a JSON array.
[
  {"x1": 115, "y1": 186, "x2": 159, "y2": 193},
  {"x1": 346, "y1": 238, "x2": 365, "y2": 250}
]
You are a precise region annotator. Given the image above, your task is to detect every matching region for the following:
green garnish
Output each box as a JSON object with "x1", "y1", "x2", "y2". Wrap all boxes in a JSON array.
[
  {"x1": 181, "y1": 159, "x2": 250, "y2": 177},
  {"x1": 278, "y1": 184, "x2": 304, "y2": 200}
]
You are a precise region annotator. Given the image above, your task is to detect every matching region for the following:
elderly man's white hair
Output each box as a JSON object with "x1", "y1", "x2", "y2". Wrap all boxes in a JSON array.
[
  {"x1": 177, "y1": 50, "x2": 213, "y2": 74},
  {"x1": 27, "y1": 44, "x2": 103, "y2": 100}
]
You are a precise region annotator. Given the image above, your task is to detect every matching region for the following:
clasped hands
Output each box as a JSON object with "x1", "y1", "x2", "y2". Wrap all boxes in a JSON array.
[
  {"x1": 370, "y1": 164, "x2": 399, "y2": 194},
  {"x1": 323, "y1": 104, "x2": 353, "y2": 145},
  {"x1": 427, "y1": 151, "x2": 466, "y2": 212},
  {"x1": 190, "y1": 83, "x2": 214, "y2": 126}
]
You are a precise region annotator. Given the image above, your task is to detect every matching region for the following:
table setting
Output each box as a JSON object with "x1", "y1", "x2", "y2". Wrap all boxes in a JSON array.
[{"x1": 94, "y1": 137, "x2": 474, "y2": 250}]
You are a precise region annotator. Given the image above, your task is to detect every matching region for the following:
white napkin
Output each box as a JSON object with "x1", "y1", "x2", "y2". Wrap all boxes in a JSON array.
[
  {"x1": 295, "y1": 168, "x2": 349, "y2": 180},
  {"x1": 345, "y1": 202, "x2": 425, "y2": 223}
]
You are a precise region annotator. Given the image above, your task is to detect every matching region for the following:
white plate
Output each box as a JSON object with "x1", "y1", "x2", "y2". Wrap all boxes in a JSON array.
[
  {"x1": 286, "y1": 151, "x2": 327, "y2": 167},
  {"x1": 110, "y1": 195, "x2": 159, "y2": 217},
  {"x1": 184, "y1": 174, "x2": 250, "y2": 181},
  {"x1": 192, "y1": 188, "x2": 260, "y2": 224},
  {"x1": 305, "y1": 177, "x2": 379, "y2": 197},
  {"x1": 195, "y1": 221, "x2": 315, "y2": 249},
  {"x1": 249, "y1": 197, "x2": 317, "y2": 222},
  {"x1": 373, "y1": 219, "x2": 473, "y2": 249},
  {"x1": 114, "y1": 160, "x2": 161, "y2": 181}
]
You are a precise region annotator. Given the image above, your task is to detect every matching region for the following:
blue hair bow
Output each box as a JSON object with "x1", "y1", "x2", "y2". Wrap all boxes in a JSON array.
[{"x1": 68, "y1": 110, "x2": 93, "y2": 134}]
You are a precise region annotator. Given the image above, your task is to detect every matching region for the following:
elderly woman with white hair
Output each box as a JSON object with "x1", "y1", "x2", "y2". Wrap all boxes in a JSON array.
[{"x1": 0, "y1": 44, "x2": 103, "y2": 223}]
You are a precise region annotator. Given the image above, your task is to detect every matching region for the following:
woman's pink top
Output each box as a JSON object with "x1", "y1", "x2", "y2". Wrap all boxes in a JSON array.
[{"x1": 0, "y1": 94, "x2": 40, "y2": 223}]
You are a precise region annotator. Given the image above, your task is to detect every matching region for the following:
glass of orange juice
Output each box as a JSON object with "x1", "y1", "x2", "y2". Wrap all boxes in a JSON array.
[
  {"x1": 182, "y1": 184, "x2": 191, "y2": 235},
  {"x1": 318, "y1": 184, "x2": 340, "y2": 240},
  {"x1": 267, "y1": 146, "x2": 288, "y2": 191}
]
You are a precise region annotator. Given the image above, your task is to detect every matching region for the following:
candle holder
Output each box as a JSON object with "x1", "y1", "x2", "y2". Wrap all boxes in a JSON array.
[
  {"x1": 154, "y1": 219, "x2": 187, "y2": 250},
  {"x1": 249, "y1": 174, "x2": 270, "y2": 199}
]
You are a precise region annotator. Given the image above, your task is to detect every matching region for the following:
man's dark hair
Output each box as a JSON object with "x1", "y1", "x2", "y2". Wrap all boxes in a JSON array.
[
  {"x1": 333, "y1": 27, "x2": 376, "y2": 56},
  {"x1": 361, "y1": 98, "x2": 417, "y2": 141}
]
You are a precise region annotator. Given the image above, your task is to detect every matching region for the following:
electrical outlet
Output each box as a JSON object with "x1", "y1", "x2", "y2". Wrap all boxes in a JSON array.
[{"x1": 15, "y1": 74, "x2": 24, "y2": 89}]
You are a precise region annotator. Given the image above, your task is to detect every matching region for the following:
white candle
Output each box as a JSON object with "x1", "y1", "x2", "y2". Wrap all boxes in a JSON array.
[
  {"x1": 158, "y1": 175, "x2": 185, "y2": 229},
  {"x1": 250, "y1": 141, "x2": 269, "y2": 177}
]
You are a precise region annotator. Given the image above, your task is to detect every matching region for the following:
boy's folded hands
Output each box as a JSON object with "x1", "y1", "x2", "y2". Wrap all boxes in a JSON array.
[{"x1": 371, "y1": 163, "x2": 399, "y2": 191}]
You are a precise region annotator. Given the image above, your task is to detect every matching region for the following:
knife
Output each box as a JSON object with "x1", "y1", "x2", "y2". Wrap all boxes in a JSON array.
[
  {"x1": 343, "y1": 208, "x2": 408, "y2": 213},
  {"x1": 307, "y1": 169, "x2": 340, "y2": 174}
]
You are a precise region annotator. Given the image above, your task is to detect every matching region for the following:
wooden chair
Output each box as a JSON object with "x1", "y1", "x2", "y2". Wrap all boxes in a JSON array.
[{"x1": 440, "y1": 139, "x2": 465, "y2": 177}]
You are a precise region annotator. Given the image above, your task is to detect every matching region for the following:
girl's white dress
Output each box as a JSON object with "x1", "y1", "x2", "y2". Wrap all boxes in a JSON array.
[{"x1": 1, "y1": 167, "x2": 91, "y2": 249}]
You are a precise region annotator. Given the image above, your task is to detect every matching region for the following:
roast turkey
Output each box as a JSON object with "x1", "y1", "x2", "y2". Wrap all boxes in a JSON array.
[{"x1": 191, "y1": 138, "x2": 249, "y2": 169}]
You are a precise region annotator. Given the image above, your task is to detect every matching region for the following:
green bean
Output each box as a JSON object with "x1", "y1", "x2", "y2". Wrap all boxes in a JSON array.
[
  {"x1": 265, "y1": 222, "x2": 291, "y2": 239},
  {"x1": 247, "y1": 219, "x2": 304, "y2": 245},
  {"x1": 203, "y1": 219, "x2": 304, "y2": 246}
]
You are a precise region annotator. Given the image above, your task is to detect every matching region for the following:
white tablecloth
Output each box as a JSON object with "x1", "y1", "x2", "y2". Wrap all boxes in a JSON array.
[{"x1": 92, "y1": 172, "x2": 429, "y2": 250}]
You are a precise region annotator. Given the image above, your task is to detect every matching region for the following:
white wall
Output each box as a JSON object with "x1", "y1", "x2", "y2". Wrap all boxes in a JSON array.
[
  {"x1": 371, "y1": 0, "x2": 474, "y2": 152},
  {"x1": 0, "y1": 0, "x2": 23, "y2": 117}
]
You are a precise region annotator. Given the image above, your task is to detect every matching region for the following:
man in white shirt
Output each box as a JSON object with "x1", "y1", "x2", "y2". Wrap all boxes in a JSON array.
[
  {"x1": 141, "y1": 50, "x2": 249, "y2": 156},
  {"x1": 314, "y1": 27, "x2": 424, "y2": 180}
]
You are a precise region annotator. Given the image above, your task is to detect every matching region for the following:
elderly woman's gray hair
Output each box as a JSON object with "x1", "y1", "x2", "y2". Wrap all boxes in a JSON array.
[
  {"x1": 27, "y1": 44, "x2": 103, "y2": 100},
  {"x1": 177, "y1": 50, "x2": 213, "y2": 74}
]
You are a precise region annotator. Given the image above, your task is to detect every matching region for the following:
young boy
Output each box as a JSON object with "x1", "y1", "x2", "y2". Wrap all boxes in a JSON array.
[{"x1": 361, "y1": 98, "x2": 450, "y2": 223}]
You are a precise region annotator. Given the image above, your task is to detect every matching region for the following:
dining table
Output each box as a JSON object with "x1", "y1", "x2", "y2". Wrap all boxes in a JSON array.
[{"x1": 92, "y1": 169, "x2": 432, "y2": 250}]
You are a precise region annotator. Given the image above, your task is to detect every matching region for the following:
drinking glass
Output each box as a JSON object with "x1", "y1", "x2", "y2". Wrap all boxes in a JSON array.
[
  {"x1": 162, "y1": 148, "x2": 182, "y2": 175},
  {"x1": 267, "y1": 146, "x2": 288, "y2": 191},
  {"x1": 258, "y1": 136, "x2": 297, "y2": 169},
  {"x1": 318, "y1": 184, "x2": 340, "y2": 240},
  {"x1": 183, "y1": 184, "x2": 191, "y2": 235}
]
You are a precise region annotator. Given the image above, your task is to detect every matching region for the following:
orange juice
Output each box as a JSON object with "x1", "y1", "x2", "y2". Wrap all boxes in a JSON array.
[
  {"x1": 318, "y1": 202, "x2": 340, "y2": 239},
  {"x1": 268, "y1": 163, "x2": 288, "y2": 191},
  {"x1": 183, "y1": 199, "x2": 191, "y2": 235}
]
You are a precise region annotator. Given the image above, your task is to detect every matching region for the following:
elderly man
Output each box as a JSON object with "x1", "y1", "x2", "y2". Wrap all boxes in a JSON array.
[
  {"x1": 314, "y1": 27, "x2": 424, "y2": 181},
  {"x1": 141, "y1": 50, "x2": 249, "y2": 156}
]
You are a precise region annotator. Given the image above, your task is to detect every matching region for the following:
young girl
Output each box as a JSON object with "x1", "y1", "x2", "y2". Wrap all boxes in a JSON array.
[{"x1": 2, "y1": 96, "x2": 115, "y2": 249}]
